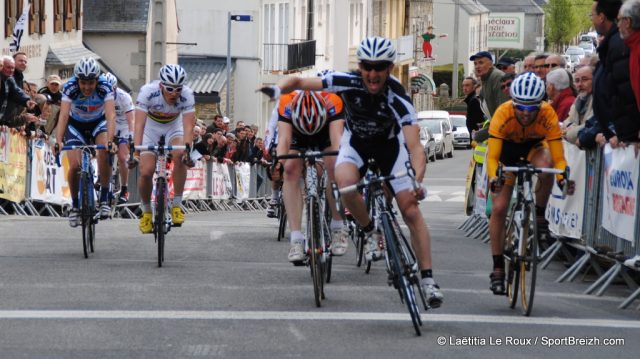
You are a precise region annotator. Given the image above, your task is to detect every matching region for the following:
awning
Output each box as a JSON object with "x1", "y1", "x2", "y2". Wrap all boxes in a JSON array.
[
  {"x1": 179, "y1": 56, "x2": 235, "y2": 103},
  {"x1": 46, "y1": 45, "x2": 101, "y2": 66}
]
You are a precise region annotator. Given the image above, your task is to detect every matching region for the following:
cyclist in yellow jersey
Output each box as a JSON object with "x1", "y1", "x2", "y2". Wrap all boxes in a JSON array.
[{"x1": 486, "y1": 72, "x2": 574, "y2": 295}]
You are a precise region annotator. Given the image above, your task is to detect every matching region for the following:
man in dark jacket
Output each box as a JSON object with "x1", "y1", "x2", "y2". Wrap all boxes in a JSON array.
[
  {"x1": 589, "y1": 0, "x2": 639, "y2": 145},
  {"x1": 0, "y1": 71, "x2": 35, "y2": 127},
  {"x1": 462, "y1": 77, "x2": 484, "y2": 135}
]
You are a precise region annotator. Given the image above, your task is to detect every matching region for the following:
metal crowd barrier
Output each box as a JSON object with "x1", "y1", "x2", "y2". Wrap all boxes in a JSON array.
[{"x1": 459, "y1": 144, "x2": 640, "y2": 310}]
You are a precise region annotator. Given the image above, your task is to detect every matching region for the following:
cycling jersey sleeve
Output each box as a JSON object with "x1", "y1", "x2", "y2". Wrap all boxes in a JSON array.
[
  {"x1": 324, "y1": 92, "x2": 344, "y2": 122},
  {"x1": 548, "y1": 139, "x2": 568, "y2": 181},
  {"x1": 487, "y1": 136, "x2": 503, "y2": 180}
]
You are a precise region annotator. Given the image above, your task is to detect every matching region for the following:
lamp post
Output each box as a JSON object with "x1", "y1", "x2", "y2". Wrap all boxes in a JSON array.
[{"x1": 226, "y1": 13, "x2": 253, "y2": 117}]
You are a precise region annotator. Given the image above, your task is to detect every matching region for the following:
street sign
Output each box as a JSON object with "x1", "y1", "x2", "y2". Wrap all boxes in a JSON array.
[{"x1": 231, "y1": 15, "x2": 252, "y2": 22}]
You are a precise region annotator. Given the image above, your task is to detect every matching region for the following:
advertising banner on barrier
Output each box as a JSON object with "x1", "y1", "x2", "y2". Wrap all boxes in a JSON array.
[
  {"x1": 211, "y1": 162, "x2": 232, "y2": 200},
  {"x1": 0, "y1": 130, "x2": 28, "y2": 202},
  {"x1": 29, "y1": 140, "x2": 72, "y2": 205},
  {"x1": 474, "y1": 154, "x2": 489, "y2": 218},
  {"x1": 235, "y1": 163, "x2": 251, "y2": 200},
  {"x1": 183, "y1": 160, "x2": 206, "y2": 200},
  {"x1": 546, "y1": 141, "x2": 586, "y2": 239},
  {"x1": 601, "y1": 144, "x2": 639, "y2": 241}
]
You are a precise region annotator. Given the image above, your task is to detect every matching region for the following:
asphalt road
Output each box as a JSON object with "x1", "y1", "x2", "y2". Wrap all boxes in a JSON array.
[{"x1": 1, "y1": 148, "x2": 639, "y2": 358}]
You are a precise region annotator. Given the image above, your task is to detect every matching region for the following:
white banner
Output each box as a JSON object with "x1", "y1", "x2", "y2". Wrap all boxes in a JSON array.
[
  {"x1": 29, "y1": 140, "x2": 72, "y2": 205},
  {"x1": 474, "y1": 155, "x2": 489, "y2": 218},
  {"x1": 600, "y1": 144, "x2": 639, "y2": 241},
  {"x1": 487, "y1": 13, "x2": 525, "y2": 49},
  {"x1": 234, "y1": 162, "x2": 251, "y2": 201},
  {"x1": 210, "y1": 162, "x2": 231, "y2": 200},
  {"x1": 546, "y1": 141, "x2": 586, "y2": 239},
  {"x1": 183, "y1": 160, "x2": 206, "y2": 200}
]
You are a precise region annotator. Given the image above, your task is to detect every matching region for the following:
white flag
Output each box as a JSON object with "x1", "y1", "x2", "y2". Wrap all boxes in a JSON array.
[{"x1": 9, "y1": 3, "x2": 30, "y2": 52}]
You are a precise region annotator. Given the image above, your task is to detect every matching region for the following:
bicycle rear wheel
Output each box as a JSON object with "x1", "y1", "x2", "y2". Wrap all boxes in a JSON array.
[
  {"x1": 519, "y1": 202, "x2": 538, "y2": 316},
  {"x1": 155, "y1": 177, "x2": 166, "y2": 267},
  {"x1": 80, "y1": 172, "x2": 92, "y2": 259},
  {"x1": 505, "y1": 205, "x2": 519, "y2": 309},
  {"x1": 308, "y1": 197, "x2": 325, "y2": 307},
  {"x1": 381, "y1": 213, "x2": 421, "y2": 336}
]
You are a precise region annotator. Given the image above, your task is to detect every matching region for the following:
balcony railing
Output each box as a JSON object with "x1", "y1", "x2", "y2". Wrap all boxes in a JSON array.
[{"x1": 263, "y1": 40, "x2": 316, "y2": 73}]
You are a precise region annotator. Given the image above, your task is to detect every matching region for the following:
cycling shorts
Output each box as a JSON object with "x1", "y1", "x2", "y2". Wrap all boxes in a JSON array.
[
  {"x1": 336, "y1": 130, "x2": 413, "y2": 194},
  {"x1": 500, "y1": 140, "x2": 549, "y2": 186},
  {"x1": 141, "y1": 117, "x2": 184, "y2": 151},
  {"x1": 115, "y1": 123, "x2": 132, "y2": 144},
  {"x1": 64, "y1": 117, "x2": 107, "y2": 146}
]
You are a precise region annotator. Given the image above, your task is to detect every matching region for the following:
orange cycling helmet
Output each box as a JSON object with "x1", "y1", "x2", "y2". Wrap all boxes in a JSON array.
[{"x1": 290, "y1": 91, "x2": 328, "y2": 136}]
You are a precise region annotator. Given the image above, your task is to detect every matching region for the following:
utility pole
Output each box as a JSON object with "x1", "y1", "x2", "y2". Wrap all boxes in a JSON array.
[
  {"x1": 226, "y1": 13, "x2": 253, "y2": 117},
  {"x1": 451, "y1": 0, "x2": 460, "y2": 100},
  {"x1": 151, "y1": 0, "x2": 166, "y2": 79}
]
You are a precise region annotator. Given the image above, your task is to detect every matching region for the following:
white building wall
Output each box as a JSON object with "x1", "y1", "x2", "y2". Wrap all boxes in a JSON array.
[
  {"x1": 177, "y1": 0, "x2": 261, "y2": 125},
  {"x1": 84, "y1": 35, "x2": 142, "y2": 88}
]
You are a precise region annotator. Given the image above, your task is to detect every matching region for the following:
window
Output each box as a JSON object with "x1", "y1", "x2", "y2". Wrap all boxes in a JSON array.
[
  {"x1": 54, "y1": 0, "x2": 62, "y2": 32},
  {"x1": 75, "y1": 0, "x2": 82, "y2": 30},
  {"x1": 28, "y1": 0, "x2": 46, "y2": 35},
  {"x1": 5, "y1": 0, "x2": 28, "y2": 38}
]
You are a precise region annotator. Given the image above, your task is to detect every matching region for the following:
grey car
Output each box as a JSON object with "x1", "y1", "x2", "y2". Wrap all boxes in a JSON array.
[{"x1": 420, "y1": 126, "x2": 437, "y2": 162}]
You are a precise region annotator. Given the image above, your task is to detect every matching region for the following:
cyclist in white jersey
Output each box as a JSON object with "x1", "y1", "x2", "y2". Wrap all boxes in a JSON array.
[
  {"x1": 104, "y1": 72, "x2": 134, "y2": 204},
  {"x1": 259, "y1": 37, "x2": 444, "y2": 308},
  {"x1": 130, "y1": 64, "x2": 196, "y2": 234},
  {"x1": 54, "y1": 57, "x2": 117, "y2": 227}
]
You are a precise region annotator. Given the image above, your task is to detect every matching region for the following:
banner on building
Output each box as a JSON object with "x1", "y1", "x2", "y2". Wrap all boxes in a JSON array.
[
  {"x1": 546, "y1": 141, "x2": 586, "y2": 239},
  {"x1": 600, "y1": 144, "x2": 639, "y2": 241},
  {"x1": 487, "y1": 13, "x2": 525, "y2": 50}
]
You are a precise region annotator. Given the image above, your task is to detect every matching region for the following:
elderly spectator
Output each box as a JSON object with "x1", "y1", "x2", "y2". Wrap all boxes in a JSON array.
[
  {"x1": 499, "y1": 73, "x2": 515, "y2": 99},
  {"x1": 0, "y1": 61, "x2": 35, "y2": 127},
  {"x1": 496, "y1": 57, "x2": 516, "y2": 74},
  {"x1": 193, "y1": 125, "x2": 203, "y2": 144},
  {"x1": 12, "y1": 52, "x2": 28, "y2": 90},
  {"x1": 533, "y1": 54, "x2": 550, "y2": 80},
  {"x1": 546, "y1": 68, "x2": 576, "y2": 122},
  {"x1": 462, "y1": 77, "x2": 484, "y2": 135},
  {"x1": 564, "y1": 66, "x2": 595, "y2": 146},
  {"x1": 470, "y1": 51, "x2": 508, "y2": 117},
  {"x1": 522, "y1": 55, "x2": 536, "y2": 73},
  {"x1": 591, "y1": 0, "x2": 639, "y2": 147},
  {"x1": 2, "y1": 56, "x2": 15, "y2": 78},
  {"x1": 38, "y1": 75, "x2": 63, "y2": 106},
  {"x1": 618, "y1": 0, "x2": 640, "y2": 112},
  {"x1": 545, "y1": 54, "x2": 566, "y2": 72}
]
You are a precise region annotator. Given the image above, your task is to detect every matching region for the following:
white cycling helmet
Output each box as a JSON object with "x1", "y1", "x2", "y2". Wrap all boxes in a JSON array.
[
  {"x1": 104, "y1": 72, "x2": 118, "y2": 88},
  {"x1": 357, "y1": 36, "x2": 396, "y2": 63},
  {"x1": 74, "y1": 57, "x2": 101, "y2": 80},
  {"x1": 159, "y1": 64, "x2": 187, "y2": 86},
  {"x1": 510, "y1": 72, "x2": 545, "y2": 104}
]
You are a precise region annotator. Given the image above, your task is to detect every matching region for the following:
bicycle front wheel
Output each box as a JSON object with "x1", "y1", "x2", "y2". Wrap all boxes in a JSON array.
[
  {"x1": 381, "y1": 213, "x2": 422, "y2": 336},
  {"x1": 520, "y1": 202, "x2": 538, "y2": 316},
  {"x1": 80, "y1": 172, "x2": 92, "y2": 259},
  {"x1": 505, "y1": 204, "x2": 519, "y2": 309},
  {"x1": 308, "y1": 197, "x2": 324, "y2": 307},
  {"x1": 155, "y1": 177, "x2": 166, "y2": 267}
]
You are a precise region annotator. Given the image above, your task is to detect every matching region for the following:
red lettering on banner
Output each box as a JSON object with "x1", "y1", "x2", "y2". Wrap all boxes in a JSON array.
[{"x1": 612, "y1": 193, "x2": 636, "y2": 215}]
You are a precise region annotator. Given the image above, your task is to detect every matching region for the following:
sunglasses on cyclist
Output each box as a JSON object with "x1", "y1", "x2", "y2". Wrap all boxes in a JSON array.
[
  {"x1": 360, "y1": 61, "x2": 391, "y2": 72},
  {"x1": 513, "y1": 103, "x2": 541, "y2": 112},
  {"x1": 162, "y1": 84, "x2": 183, "y2": 93}
]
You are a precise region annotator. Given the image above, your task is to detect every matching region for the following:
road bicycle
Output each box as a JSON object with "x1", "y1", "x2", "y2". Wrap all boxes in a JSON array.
[
  {"x1": 276, "y1": 150, "x2": 337, "y2": 307},
  {"x1": 339, "y1": 159, "x2": 428, "y2": 336},
  {"x1": 131, "y1": 135, "x2": 188, "y2": 267},
  {"x1": 498, "y1": 162, "x2": 569, "y2": 316},
  {"x1": 56, "y1": 144, "x2": 106, "y2": 258}
]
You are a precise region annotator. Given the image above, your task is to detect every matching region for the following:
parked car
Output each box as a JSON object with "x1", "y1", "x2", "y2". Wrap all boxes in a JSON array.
[
  {"x1": 417, "y1": 110, "x2": 452, "y2": 130},
  {"x1": 419, "y1": 126, "x2": 437, "y2": 162},
  {"x1": 449, "y1": 115, "x2": 471, "y2": 149},
  {"x1": 418, "y1": 119, "x2": 453, "y2": 159},
  {"x1": 578, "y1": 41, "x2": 595, "y2": 56},
  {"x1": 565, "y1": 46, "x2": 585, "y2": 59},
  {"x1": 561, "y1": 55, "x2": 574, "y2": 72}
]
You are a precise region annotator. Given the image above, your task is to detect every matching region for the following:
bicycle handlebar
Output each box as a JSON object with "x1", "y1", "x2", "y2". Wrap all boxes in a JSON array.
[
  {"x1": 497, "y1": 164, "x2": 571, "y2": 197},
  {"x1": 54, "y1": 143, "x2": 107, "y2": 167},
  {"x1": 338, "y1": 170, "x2": 408, "y2": 194},
  {"x1": 274, "y1": 150, "x2": 339, "y2": 160}
]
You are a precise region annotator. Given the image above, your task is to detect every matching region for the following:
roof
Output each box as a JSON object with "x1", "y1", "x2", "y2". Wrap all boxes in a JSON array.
[
  {"x1": 460, "y1": 0, "x2": 490, "y2": 15},
  {"x1": 46, "y1": 45, "x2": 101, "y2": 66},
  {"x1": 83, "y1": 0, "x2": 150, "y2": 33},
  {"x1": 179, "y1": 56, "x2": 235, "y2": 95},
  {"x1": 477, "y1": 0, "x2": 543, "y2": 14}
]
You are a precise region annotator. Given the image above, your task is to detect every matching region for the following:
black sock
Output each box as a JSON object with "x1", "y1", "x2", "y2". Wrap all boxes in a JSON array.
[
  {"x1": 535, "y1": 205, "x2": 545, "y2": 217},
  {"x1": 121, "y1": 185, "x2": 128, "y2": 194},
  {"x1": 421, "y1": 269, "x2": 433, "y2": 279},
  {"x1": 362, "y1": 221, "x2": 374, "y2": 233},
  {"x1": 493, "y1": 255, "x2": 504, "y2": 270}
]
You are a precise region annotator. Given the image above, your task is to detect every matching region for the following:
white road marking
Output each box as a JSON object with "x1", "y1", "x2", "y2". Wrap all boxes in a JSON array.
[
  {"x1": 426, "y1": 196, "x2": 443, "y2": 202},
  {"x1": 0, "y1": 310, "x2": 637, "y2": 328},
  {"x1": 445, "y1": 196, "x2": 466, "y2": 202}
]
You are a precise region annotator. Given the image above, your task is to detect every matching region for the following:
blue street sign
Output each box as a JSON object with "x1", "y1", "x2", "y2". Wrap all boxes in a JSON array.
[{"x1": 230, "y1": 15, "x2": 252, "y2": 22}]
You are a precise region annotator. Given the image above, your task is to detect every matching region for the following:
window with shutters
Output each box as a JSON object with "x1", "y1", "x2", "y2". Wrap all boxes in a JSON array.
[
  {"x1": 28, "y1": 0, "x2": 46, "y2": 35},
  {"x1": 53, "y1": 0, "x2": 62, "y2": 32},
  {"x1": 5, "y1": 0, "x2": 27, "y2": 39},
  {"x1": 75, "y1": 0, "x2": 82, "y2": 30},
  {"x1": 63, "y1": 0, "x2": 74, "y2": 31}
]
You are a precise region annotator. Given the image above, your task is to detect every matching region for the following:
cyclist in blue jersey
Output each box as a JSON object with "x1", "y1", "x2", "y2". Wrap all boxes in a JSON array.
[
  {"x1": 54, "y1": 57, "x2": 117, "y2": 227},
  {"x1": 259, "y1": 37, "x2": 444, "y2": 308}
]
